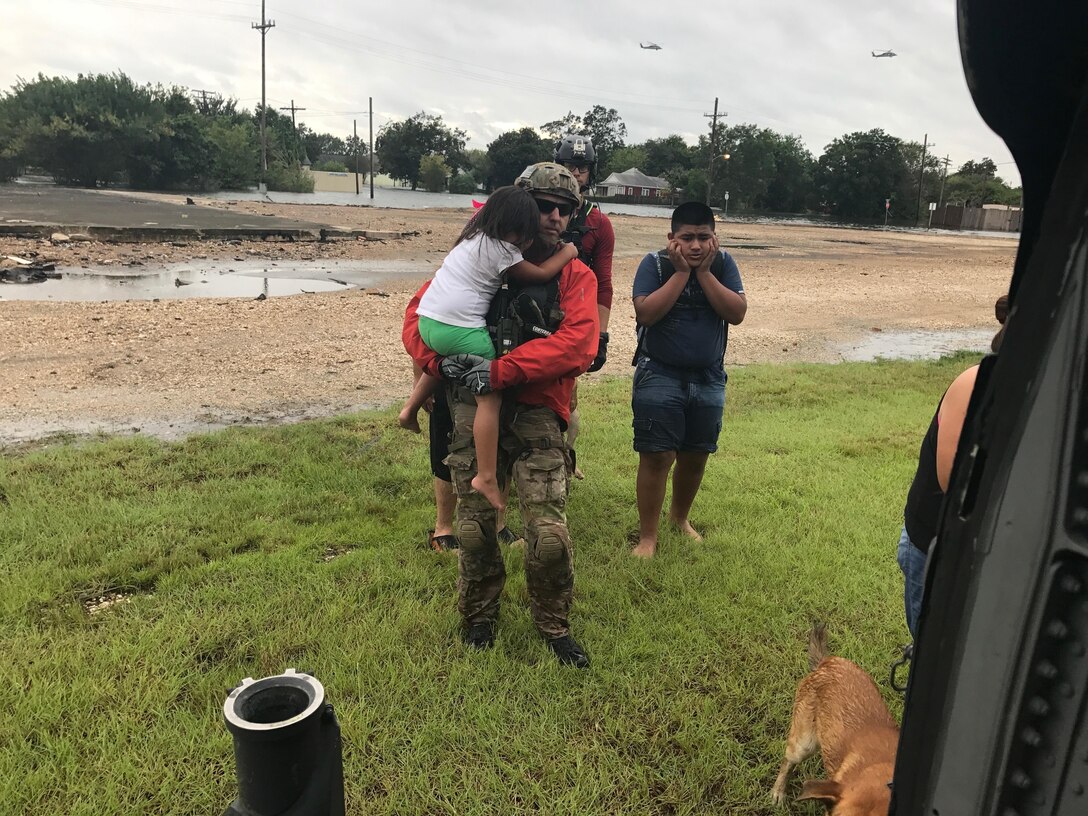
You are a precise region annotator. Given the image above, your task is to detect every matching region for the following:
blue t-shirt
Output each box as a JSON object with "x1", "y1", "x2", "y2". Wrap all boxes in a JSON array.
[{"x1": 632, "y1": 249, "x2": 745, "y2": 371}]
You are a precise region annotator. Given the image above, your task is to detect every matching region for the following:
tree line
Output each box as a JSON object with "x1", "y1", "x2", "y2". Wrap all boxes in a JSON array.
[
  {"x1": 0, "y1": 73, "x2": 366, "y2": 193},
  {"x1": 0, "y1": 73, "x2": 1021, "y2": 220}
]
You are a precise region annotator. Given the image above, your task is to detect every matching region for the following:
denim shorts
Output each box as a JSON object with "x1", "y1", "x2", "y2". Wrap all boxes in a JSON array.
[{"x1": 631, "y1": 359, "x2": 726, "y2": 453}]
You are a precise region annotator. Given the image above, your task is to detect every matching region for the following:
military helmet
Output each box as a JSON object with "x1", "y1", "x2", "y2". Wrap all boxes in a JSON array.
[
  {"x1": 553, "y1": 134, "x2": 597, "y2": 189},
  {"x1": 514, "y1": 162, "x2": 581, "y2": 206}
]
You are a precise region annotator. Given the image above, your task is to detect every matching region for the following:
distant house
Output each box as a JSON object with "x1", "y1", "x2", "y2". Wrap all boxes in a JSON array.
[{"x1": 596, "y1": 168, "x2": 670, "y2": 199}]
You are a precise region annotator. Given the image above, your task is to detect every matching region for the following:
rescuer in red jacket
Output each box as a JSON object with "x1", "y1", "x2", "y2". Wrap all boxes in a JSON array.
[{"x1": 402, "y1": 162, "x2": 599, "y2": 668}]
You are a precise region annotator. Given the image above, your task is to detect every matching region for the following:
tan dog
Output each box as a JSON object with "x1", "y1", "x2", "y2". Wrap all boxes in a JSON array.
[{"x1": 770, "y1": 625, "x2": 899, "y2": 814}]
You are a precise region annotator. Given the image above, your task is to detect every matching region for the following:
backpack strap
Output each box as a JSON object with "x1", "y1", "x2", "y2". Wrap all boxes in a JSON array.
[{"x1": 632, "y1": 251, "x2": 667, "y2": 365}]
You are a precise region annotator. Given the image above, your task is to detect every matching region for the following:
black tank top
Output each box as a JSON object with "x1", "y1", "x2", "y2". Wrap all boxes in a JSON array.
[{"x1": 904, "y1": 403, "x2": 943, "y2": 553}]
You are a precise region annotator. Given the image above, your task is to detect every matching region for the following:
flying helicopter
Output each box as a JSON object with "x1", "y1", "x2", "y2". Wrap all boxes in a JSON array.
[
  {"x1": 640, "y1": 42, "x2": 662, "y2": 50},
  {"x1": 871, "y1": 49, "x2": 897, "y2": 57}
]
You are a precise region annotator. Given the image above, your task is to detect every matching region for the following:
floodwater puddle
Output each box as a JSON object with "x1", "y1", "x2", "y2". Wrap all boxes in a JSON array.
[
  {"x1": 836, "y1": 328, "x2": 995, "y2": 361},
  {"x1": 0, "y1": 258, "x2": 433, "y2": 302}
]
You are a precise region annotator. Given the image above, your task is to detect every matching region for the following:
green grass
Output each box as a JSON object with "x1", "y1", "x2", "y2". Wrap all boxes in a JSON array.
[{"x1": 0, "y1": 355, "x2": 974, "y2": 815}]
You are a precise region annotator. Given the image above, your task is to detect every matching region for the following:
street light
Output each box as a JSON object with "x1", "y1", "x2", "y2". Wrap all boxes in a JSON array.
[{"x1": 706, "y1": 152, "x2": 731, "y2": 208}]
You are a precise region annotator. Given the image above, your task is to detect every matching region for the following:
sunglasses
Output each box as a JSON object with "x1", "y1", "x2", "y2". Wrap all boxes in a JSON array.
[
  {"x1": 563, "y1": 162, "x2": 591, "y2": 172},
  {"x1": 536, "y1": 199, "x2": 576, "y2": 218}
]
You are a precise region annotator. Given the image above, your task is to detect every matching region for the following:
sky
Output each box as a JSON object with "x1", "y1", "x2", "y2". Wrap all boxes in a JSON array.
[{"x1": 2, "y1": 0, "x2": 1021, "y2": 186}]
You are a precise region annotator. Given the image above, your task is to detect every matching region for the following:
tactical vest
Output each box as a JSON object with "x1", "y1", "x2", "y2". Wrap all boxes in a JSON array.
[
  {"x1": 633, "y1": 250, "x2": 729, "y2": 367},
  {"x1": 487, "y1": 273, "x2": 564, "y2": 356},
  {"x1": 561, "y1": 200, "x2": 597, "y2": 269}
]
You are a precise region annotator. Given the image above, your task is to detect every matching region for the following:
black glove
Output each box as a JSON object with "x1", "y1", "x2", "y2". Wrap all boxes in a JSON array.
[
  {"x1": 587, "y1": 332, "x2": 609, "y2": 372},
  {"x1": 439, "y1": 354, "x2": 493, "y2": 395}
]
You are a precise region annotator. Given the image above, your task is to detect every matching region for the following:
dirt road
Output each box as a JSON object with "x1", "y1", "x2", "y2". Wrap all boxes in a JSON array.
[{"x1": 0, "y1": 196, "x2": 1017, "y2": 444}]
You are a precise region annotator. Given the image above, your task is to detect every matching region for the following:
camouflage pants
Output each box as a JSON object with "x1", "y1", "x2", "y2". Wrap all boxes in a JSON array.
[{"x1": 446, "y1": 391, "x2": 574, "y2": 639}]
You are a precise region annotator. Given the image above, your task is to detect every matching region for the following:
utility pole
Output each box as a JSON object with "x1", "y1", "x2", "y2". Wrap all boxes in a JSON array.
[
  {"x1": 914, "y1": 133, "x2": 935, "y2": 227},
  {"x1": 280, "y1": 99, "x2": 306, "y2": 164},
  {"x1": 278, "y1": 99, "x2": 306, "y2": 130},
  {"x1": 936, "y1": 154, "x2": 951, "y2": 209},
  {"x1": 190, "y1": 89, "x2": 220, "y2": 112},
  {"x1": 354, "y1": 119, "x2": 360, "y2": 195},
  {"x1": 369, "y1": 96, "x2": 375, "y2": 199},
  {"x1": 252, "y1": 0, "x2": 275, "y2": 183},
  {"x1": 704, "y1": 97, "x2": 726, "y2": 206}
]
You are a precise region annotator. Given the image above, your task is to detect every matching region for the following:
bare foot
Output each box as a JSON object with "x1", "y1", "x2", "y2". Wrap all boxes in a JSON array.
[
  {"x1": 669, "y1": 517, "x2": 703, "y2": 542},
  {"x1": 631, "y1": 538, "x2": 657, "y2": 558},
  {"x1": 471, "y1": 474, "x2": 506, "y2": 511},
  {"x1": 398, "y1": 407, "x2": 421, "y2": 433}
]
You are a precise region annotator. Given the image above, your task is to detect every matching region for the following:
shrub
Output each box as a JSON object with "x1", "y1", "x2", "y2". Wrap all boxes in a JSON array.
[
  {"x1": 448, "y1": 171, "x2": 477, "y2": 194},
  {"x1": 419, "y1": 154, "x2": 450, "y2": 193},
  {"x1": 265, "y1": 160, "x2": 315, "y2": 193}
]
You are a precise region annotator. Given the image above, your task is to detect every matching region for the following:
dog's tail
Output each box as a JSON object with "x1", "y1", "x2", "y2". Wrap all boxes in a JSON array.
[{"x1": 808, "y1": 623, "x2": 830, "y2": 670}]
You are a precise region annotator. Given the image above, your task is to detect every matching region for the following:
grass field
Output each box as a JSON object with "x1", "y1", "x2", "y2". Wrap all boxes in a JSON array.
[{"x1": 0, "y1": 356, "x2": 974, "y2": 815}]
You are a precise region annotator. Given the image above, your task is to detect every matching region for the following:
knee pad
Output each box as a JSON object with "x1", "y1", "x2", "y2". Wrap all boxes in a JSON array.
[
  {"x1": 536, "y1": 532, "x2": 566, "y2": 564},
  {"x1": 457, "y1": 519, "x2": 487, "y2": 553}
]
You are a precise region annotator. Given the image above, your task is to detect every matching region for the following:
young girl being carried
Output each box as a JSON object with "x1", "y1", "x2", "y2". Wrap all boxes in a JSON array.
[{"x1": 399, "y1": 186, "x2": 578, "y2": 511}]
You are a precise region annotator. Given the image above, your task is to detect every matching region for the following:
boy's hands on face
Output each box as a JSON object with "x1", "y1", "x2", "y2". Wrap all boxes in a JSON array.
[
  {"x1": 696, "y1": 234, "x2": 720, "y2": 274},
  {"x1": 667, "y1": 237, "x2": 691, "y2": 275}
]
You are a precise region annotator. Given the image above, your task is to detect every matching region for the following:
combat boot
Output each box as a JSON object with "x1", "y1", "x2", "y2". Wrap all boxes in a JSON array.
[
  {"x1": 462, "y1": 621, "x2": 496, "y2": 650},
  {"x1": 547, "y1": 635, "x2": 589, "y2": 669}
]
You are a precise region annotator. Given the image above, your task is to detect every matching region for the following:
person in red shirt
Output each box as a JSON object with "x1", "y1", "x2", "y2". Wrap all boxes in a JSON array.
[
  {"x1": 554, "y1": 134, "x2": 616, "y2": 478},
  {"x1": 403, "y1": 163, "x2": 598, "y2": 668}
]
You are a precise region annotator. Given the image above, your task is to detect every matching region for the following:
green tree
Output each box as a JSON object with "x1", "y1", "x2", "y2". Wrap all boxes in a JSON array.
[
  {"x1": 448, "y1": 171, "x2": 478, "y2": 194},
  {"x1": 582, "y1": 105, "x2": 627, "y2": 169},
  {"x1": 763, "y1": 133, "x2": 816, "y2": 213},
  {"x1": 0, "y1": 92, "x2": 23, "y2": 180},
  {"x1": 129, "y1": 112, "x2": 206, "y2": 189},
  {"x1": 376, "y1": 112, "x2": 466, "y2": 189},
  {"x1": 208, "y1": 119, "x2": 259, "y2": 189},
  {"x1": 541, "y1": 106, "x2": 628, "y2": 170},
  {"x1": 959, "y1": 158, "x2": 998, "y2": 178},
  {"x1": 3, "y1": 73, "x2": 168, "y2": 187},
  {"x1": 486, "y1": 127, "x2": 551, "y2": 189},
  {"x1": 943, "y1": 157, "x2": 1021, "y2": 207},
  {"x1": 816, "y1": 129, "x2": 911, "y2": 220},
  {"x1": 465, "y1": 148, "x2": 491, "y2": 187},
  {"x1": 419, "y1": 154, "x2": 450, "y2": 192},
  {"x1": 602, "y1": 145, "x2": 648, "y2": 178},
  {"x1": 254, "y1": 106, "x2": 306, "y2": 165},
  {"x1": 299, "y1": 125, "x2": 349, "y2": 166},
  {"x1": 708, "y1": 126, "x2": 816, "y2": 212},
  {"x1": 674, "y1": 168, "x2": 708, "y2": 203},
  {"x1": 264, "y1": 144, "x2": 314, "y2": 193},
  {"x1": 539, "y1": 111, "x2": 584, "y2": 141},
  {"x1": 705, "y1": 124, "x2": 777, "y2": 210},
  {"x1": 193, "y1": 94, "x2": 238, "y2": 118},
  {"x1": 641, "y1": 135, "x2": 697, "y2": 183},
  {"x1": 899, "y1": 140, "x2": 945, "y2": 220}
]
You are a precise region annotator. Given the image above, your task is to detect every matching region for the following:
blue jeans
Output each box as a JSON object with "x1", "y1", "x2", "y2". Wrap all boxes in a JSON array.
[{"x1": 897, "y1": 525, "x2": 928, "y2": 640}]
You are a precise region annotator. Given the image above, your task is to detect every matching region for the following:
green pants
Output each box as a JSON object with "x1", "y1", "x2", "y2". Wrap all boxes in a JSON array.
[{"x1": 445, "y1": 392, "x2": 574, "y2": 638}]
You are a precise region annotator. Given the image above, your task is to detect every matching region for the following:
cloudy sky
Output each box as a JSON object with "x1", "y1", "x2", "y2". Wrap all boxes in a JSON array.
[{"x1": 4, "y1": 0, "x2": 1020, "y2": 185}]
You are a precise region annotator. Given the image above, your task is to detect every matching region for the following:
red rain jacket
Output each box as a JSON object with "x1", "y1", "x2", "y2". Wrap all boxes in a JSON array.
[{"x1": 401, "y1": 260, "x2": 599, "y2": 423}]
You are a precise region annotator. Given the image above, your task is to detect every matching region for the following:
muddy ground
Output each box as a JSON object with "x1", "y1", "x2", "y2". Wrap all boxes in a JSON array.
[{"x1": 0, "y1": 194, "x2": 1018, "y2": 445}]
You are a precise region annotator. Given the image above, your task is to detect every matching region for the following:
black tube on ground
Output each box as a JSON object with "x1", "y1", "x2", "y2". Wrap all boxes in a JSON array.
[{"x1": 223, "y1": 668, "x2": 344, "y2": 816}]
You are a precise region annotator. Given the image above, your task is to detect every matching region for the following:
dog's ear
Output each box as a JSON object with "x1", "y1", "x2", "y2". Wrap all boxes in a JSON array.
[{"x1": 797, "y1": 779, "x2": 842, "y2": 804}]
